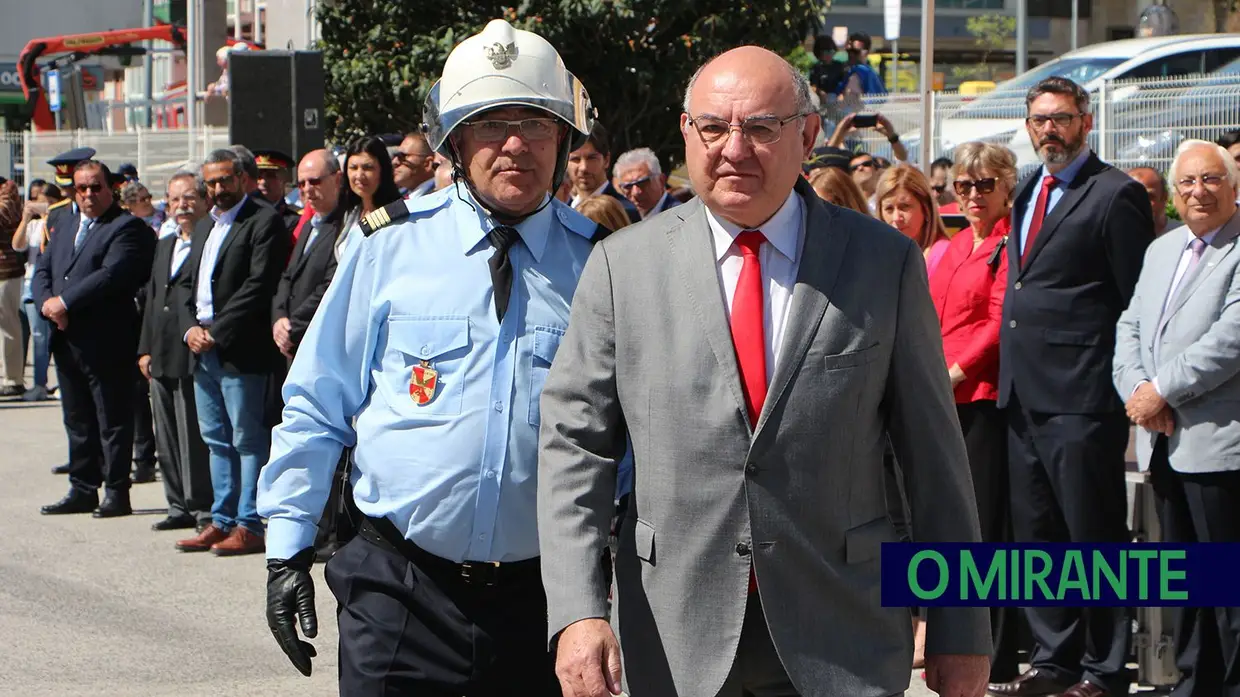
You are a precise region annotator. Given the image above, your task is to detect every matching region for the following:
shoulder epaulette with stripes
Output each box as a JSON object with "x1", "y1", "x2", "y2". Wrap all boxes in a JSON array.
[{"x1": 359, "y1": 200, "x2": 412, "y2": 237}]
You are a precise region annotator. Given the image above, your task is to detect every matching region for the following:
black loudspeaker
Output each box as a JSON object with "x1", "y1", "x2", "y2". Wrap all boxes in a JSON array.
[{"x1": 228, "y1": 50, "x2": 325, "y2": 162}]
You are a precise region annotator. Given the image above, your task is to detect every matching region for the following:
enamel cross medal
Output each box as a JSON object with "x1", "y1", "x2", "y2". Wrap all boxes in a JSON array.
[{"x1": 410, "y1": 360, "x2": 438, "y2": 405}]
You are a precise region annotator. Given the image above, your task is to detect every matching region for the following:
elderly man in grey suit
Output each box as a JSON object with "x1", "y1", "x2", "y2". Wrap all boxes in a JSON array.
[
  {"x1": 1114, "y1": 139, "x2": 1240, "y2": 697},
  {"x1": 537, "y1": 46, "x2": 991, "y2": 697}
]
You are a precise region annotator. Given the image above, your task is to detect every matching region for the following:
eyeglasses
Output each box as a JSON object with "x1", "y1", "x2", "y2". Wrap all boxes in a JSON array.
[
  {"x1": 74, "y1": 183, "x2": 104, "y2": 194},
  {"x1": 686, "y1": 113, "x2": 810, "y2": 146},
  {"x1": 393, "y1": 152, "x2": 431, "y2": 167},
  {"x1": 1026, "y1": 112, "x2": 1084, "y2": 129},
  {"x1": 850, "y1": 159, "x2": 875, "y2": 172},
  {"x1": 204, "y1": 175, "x2": 236, "y2": 189},
  {"x1": 296, "y1": 175, "x2": 333, "y2": 189},
  {"x1": 462, "y1": 118, "x2": 559, "y2": 143},
  {"x1": 953, "y1": 178, "x2": 998, "y2": 196},
  {"x1": 1175, "y1": 174, "x2": 1227, "y2": 195},
  {"x1": 619, "y1": 175, "x2": 653, "y2": 191}
]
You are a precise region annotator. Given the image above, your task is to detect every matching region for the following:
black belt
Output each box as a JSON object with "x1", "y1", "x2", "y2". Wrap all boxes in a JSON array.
[{"x1": 357, "y1": 516, "x2": 541, "y2": 588}]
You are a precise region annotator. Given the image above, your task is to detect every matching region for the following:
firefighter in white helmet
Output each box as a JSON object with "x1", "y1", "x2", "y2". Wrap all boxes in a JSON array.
[{"x1": 258, "y1": 18, "x2": 601, "y2": 695}]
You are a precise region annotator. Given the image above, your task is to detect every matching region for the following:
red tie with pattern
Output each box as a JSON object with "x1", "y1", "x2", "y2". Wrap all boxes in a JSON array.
[
  {"x1": 1022, "y1": 175, "x2": 1057, "y2": 263},
  {"x1": 730, "y1": 230, "x2": 767, "y2": 594}
]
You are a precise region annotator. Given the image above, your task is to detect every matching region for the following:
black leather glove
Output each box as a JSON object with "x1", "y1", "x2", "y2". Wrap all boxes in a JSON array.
[{"x1": 266, "y1": 547, "x2": 318, "y2": 676}]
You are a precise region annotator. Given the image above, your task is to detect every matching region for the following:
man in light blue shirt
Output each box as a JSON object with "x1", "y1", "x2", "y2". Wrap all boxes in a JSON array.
[{"x1": 258, "y1": 18, "x2": 606, "y2": 695}]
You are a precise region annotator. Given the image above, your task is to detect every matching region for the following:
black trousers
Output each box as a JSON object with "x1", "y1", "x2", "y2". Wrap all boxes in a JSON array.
[
  {"x1": 150, "y1": 375, "x2": 212, "y2": 523},
  {"x1": 1006, "y1": 393, "x2": 1131, "y2": 692},
  {"x1": 53, "y1": 342, "x2": 135, "y2": 494},
  {"x1": 958, "y1": 400, "x2": 1021, "y2": 681},
  {"x1": 132, "y1": 371, "x2": 156, "y2": 468},
  {"x1": 326, "y1": 527, "x2": 559, "y2": 697},
  {"x1": 1149, "y1": 437, "x2": 1240, "y2": 697},
  {"x1": 714, "y1": 594, "x2": 800, "y2": 697}
]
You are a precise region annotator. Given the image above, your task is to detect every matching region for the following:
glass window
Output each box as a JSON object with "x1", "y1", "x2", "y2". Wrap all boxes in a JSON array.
[
  {"x1": 904, "y1": 0, "x2": 1002, "y2": 6},
  {"x1": 1124, "y1": 51, "x2": 1206, "y2": 80}
]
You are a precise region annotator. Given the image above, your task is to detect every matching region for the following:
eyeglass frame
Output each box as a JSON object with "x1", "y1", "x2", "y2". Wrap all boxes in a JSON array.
[
  {"x1": 619, "y1": 174, "x2": 656, "y2": 192},
  {"x1": 1025, "y1": 112, "x2": 1086, "y2": 129},
  {"x1": 1174, "y1": 173, "x2": 1228, "y2": 196},
  {"x1": 459, "y1": 117, "x2": 562, "y2": 143},
  {"x1": 953, "y1": 177, "x2": 998, "y2": 196},
  {"x1": 685, "y1": 112, "x2": 812, "y2": 146}
]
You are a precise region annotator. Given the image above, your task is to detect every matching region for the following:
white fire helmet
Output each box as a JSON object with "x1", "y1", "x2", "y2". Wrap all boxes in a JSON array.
[{"x1": 422, "y1": 19, "x2": 596, "y2": 186}]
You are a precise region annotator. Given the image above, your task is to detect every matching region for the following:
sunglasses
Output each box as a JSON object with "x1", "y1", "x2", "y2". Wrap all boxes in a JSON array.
[
  {"x1": 850, "y1": 160, "x2": 875, "y2": 172},
  {"x1": 204, "y1": 175, "x2": 236, "y2": 189},
  {"x1": 296, "y1": 176, "x2": 331, "y2": 189},
  {"x1": 953, "y1": 178, "x2": 998, "y2": 196},
  {"x1": 619, "y1": 175, "x2": 653, "y2": 191},
  {"x1": 74, "y1": 183, "x2": 105, "y2": 194}
]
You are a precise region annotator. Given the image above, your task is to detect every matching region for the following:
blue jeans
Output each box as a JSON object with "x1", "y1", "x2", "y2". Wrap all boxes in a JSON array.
[
  {"x1": 23, "y1": 300, "x2": 49, "y2": 388},
  {"x1": 193, "y1": 350, "x2": 270, "y2": 534}
]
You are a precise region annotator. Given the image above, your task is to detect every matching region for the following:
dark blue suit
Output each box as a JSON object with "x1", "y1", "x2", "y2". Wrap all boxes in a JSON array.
[{"x1": 33, "y1": 202, "x2": 155, "y2": 494}]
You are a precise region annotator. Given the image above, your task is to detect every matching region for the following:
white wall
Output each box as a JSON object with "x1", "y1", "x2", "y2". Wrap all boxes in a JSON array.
[
  {"x1": 262, "y1": 0, "x2": 317, "y2": 51},
  {"x1": 0, "y1": 0, "x2": 145, "y2": 63}
]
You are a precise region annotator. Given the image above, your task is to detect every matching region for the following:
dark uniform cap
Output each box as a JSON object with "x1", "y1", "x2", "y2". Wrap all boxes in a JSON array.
[
  {"x1": 253, "y1": 150, "x2": 296, "y2": 171},
  {"x1": 47, "y1": 147, "x2": 98, "y2": 186},
  {"x1": 802, "y1": 145, "x2": 854, "y2": 174}
]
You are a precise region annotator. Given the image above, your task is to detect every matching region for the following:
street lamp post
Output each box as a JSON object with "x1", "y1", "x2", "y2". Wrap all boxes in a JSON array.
[{"x1": 920, "y1": 0, "x2": 935, "y2": 172}]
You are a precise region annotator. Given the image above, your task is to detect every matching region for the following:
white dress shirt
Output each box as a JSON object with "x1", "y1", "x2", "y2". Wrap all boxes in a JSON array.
[
  {"x1": 706, "y1": 191, "x2": 805, "y2": 383},
  {"x1": 195, "y1": 196, "x2": 247, "y2": 325},
  {"x1": 169, "y1": 234, "x2": 194, "y2": 278},
  {"x1": 301, "y1": 214, "x2": 325, "y2": 256}
]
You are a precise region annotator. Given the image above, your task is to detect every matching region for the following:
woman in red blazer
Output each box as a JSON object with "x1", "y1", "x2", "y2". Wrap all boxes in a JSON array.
[{"x1": 927, "y1": 141, "x2": 1021, "y2": 683}]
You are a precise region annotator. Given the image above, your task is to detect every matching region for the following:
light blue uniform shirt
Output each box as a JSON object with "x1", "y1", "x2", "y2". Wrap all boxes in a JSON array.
[
  {"x1": 1016, "y1": 148, "x2": 1091, "y2": 256},
  {"x1": 257, "y1": 186, "x2": 603, "y2": 562}
]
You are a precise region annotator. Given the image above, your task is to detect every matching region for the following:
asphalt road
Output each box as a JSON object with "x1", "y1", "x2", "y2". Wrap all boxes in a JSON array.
[{"x1": 0, "y1": 368, "x2": 952, "y2": 697}]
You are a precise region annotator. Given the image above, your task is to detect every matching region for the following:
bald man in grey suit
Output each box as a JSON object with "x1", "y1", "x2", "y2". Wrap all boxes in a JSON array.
[{"x1": 537, "y1": 47, "x2": 991, "y2": 697}]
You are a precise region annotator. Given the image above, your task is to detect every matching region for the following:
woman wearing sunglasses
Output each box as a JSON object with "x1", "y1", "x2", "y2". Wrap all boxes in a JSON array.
[{"x1": 927, "y1": 140, "x2": 1021, "y2": 684}]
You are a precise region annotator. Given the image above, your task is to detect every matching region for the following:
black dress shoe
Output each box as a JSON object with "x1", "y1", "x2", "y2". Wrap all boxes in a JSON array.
[
  {"x1": 51, "y1": 463, "x2": 72, "y2": 475},
  {"x1": 151, "y1": 514, "x2": 197, "y2": 531},
  {"x1": 131, "y1": 464, "x2": 157, "y2": 484},
  {"x1": 41, "y1": 489, "x2": 99, "y2": 515},
  {"x1": 92, "y1": 491, "x2": 132, "y2": 518},
  {"x1": 988, "y1": 668, "x2": 1073, "y2": 696}
]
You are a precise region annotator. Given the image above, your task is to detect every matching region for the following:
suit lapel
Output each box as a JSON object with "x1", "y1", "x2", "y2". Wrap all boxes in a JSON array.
[
  {"x1": 754, "y1": 180, "x2": 846, "y2": 438},
  {"x1": 665, "y1": 198, "x2": 750, "y2": 424},
  {"x1": 1008, "y1": 174, "x2": 1038, "y2": 274},
  {"x1": 1018, "y1": 156, "x2": 1101, "y2": 277},
  {"x1": 214, "y1": 198, "x2": 252, "y2": 263},
  {"x1": 1163, "y1": 213, "x2": 1240, "y2": 323},
  {"x1": 66, "y1": 205, "x2": 121, "y2": 271}
]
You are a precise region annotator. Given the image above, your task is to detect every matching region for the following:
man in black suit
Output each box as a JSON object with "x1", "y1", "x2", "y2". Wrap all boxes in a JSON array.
[
  {"x1": 138, "y1": 171, "x2": 213, "y2": 532},
  {"x1": 173, "y1": 149, "x2": 289, "y2": 557},
  {"x1": 567, "y1": 122, "x2": 640, "y2": 224},
  {"x1": 35, "y1": 160, "x2": 156, "y2": 517},
  {"x1": 989, "y1": 77, "x2": 1154, "y2": 697},
  {"x1": 612, "y1": 146, "x2": 682, "y2": 220},
  {"x1": 271, "y1": 149, "x2": 341, "y2": 362}
]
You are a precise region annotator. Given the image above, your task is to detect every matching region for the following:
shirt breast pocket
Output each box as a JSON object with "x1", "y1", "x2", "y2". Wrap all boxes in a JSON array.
[
  {"x1": 528, "y1": 326, "x2": 565, "y2": 426},
  {"x1": 384, "y1": 317, "x2": 471, "y2": 417}
]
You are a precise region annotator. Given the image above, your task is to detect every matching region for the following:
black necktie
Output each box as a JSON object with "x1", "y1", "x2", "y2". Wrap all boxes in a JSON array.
[{"x1": 487, "y1": 225, "x2": 520, "y2": 321}]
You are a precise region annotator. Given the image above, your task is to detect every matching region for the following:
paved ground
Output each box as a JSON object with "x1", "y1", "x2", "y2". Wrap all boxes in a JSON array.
[{"x1": 0, "y1": 366, "x2": 988, "y2": 697}]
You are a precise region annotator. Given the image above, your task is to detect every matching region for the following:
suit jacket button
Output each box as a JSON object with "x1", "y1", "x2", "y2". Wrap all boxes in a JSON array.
[
  {"x1": 745, "y1": 462, "x2": 758, "y2": 475},
  {"x1": 1009, "y1": 320, "x2": 1017, "y2": 328},
  {"x1": 163, "y1": 306, "x2": 170, "y2": 312},
  {"x1": 1014, "y1": 281, "x2": 1022, "y2": 290},
  {"x1": 735, "y1": 542, "x2": 751, "y2": 557}
]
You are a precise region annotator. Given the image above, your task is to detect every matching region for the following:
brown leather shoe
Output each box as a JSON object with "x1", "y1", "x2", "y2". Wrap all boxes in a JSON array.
[
  {"x1": 176, "y1": 524, "x2": 230, "y2": 552},
  {"x1": 211, "y1": 527, "x2": 265, "y2": 556},
  {"x1": 987, "y1": 668, "x2": 1072, "y2": 696},
  {"x1": 1059, "y1": 681, "x2": 1110, "y2": 697}
]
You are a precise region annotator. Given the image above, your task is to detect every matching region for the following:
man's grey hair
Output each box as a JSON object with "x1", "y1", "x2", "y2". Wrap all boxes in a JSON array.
[
  {"x1": 1171, "y1": 139, "x2": 1240, "y2": 190},
  {"x1": 168, "y1": 169, "x2": 207, "y2": 199},
  {"x1": 229, "y1": 144, "x2": 260, "y2": 180},
  {"x1": 204, "y1": 149, "x2": 244, "y2": 176},
  {"x1": 682, "y1": 53, "x2": 815, "y2": 117},
  {"x1": 614, "y1": 148, "x2": 662, "y2": 178}
]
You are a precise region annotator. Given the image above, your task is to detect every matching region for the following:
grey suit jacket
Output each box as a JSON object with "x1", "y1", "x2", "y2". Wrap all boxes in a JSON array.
[
  {"x1": 1113, "y1": 210, "x2": 1240, "y2": 473},
  {"x1": 537, "y1": 178, "x2": 990, "y2": 697}
]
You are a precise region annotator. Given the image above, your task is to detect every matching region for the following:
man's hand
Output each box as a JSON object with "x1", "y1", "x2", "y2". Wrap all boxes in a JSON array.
[
  {"x1": 925, "y1": 654, "x2": 989, "y2": 697},
  {"x1": 827, "y1": 113, "x2": 857, "y2": 147},
  {"x1": 875, "y1": 114, "x2": 897, "y2": 139},
  {"x1": 266, "y1": 548, "x2": 318, "y2": 677},
  {"x1": 185, "y1": 327, "x2": 215, "y2": 354},
  {"x1": 138, "y1": 355, "x2": 152, "y2": 381},
  {"x1": 1145, "y1": 405, "x2": 1175, "y2": 436},
  {"x1": 554, "y1": 618, "x2": 623, "y2": 697},
  {"x1": 273, "y1": 318, "x2": 293, "y2": 355},
  {"x1": 1126, "y1": 381, "x2": 1167, "y2": 425},
  {"x1": 948, "y1": 364, "x2": 966, "y2": 388},
  {"x1": 41, "y1": 296, "x2": 68, "y2": 330}
]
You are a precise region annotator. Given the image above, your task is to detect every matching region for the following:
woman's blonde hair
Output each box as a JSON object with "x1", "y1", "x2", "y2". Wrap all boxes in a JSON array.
[
  {"x1": 950, "y1": 142, "x2": 1019, "y2": 199},
  {"x1": 807, "y1": 166, "x2": 870, "y2": 215},
  {"x1": 577, "y1": 195, "x2": 631, "y2": 234},
  {"x1": 874, "y1": 164, "x2": 948, "y2": 250}
]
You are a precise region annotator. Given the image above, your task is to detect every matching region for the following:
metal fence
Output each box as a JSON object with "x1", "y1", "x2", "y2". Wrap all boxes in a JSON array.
[{"x1": 3, "y1": 72, "x2": 1240, "y2": 196}]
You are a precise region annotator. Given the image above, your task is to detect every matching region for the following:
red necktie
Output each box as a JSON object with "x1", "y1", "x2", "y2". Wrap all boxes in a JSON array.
[
  {"x1": 287, "y1": 208, "x2": 314, "y2": 266},
  {"x1": 1022, "y1": 175, "x2": 1057, "y2": 263},
  {"x1": 730, "y1": 230, "x2": 767, "y2": 594}
]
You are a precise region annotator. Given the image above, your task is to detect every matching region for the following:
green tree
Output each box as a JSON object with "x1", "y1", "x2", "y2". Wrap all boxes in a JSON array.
[
  {"x1": 961, "y1": 14, "x2": 1015, "y2": 83},
  {"x1": 317, "y1": 0, "x2": 825, "y2": 170}
]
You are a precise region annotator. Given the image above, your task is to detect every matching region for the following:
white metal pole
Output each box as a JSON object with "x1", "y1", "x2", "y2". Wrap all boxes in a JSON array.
[
  {"x1": 187, "y1": 0, "x2": 198, "y2": 161},
  {"x1": 892, "y1": 39, "x2": 899, "y2": 95},
  {"x1": 1016, "y1": 0, "x2": 1027, "y2": 76},
  {"x1": 920, "y1": 0, "x2": 935, "y2": 172},
  {"x1": 143, "y1": 0, "x2": 154, "y2": 128},
  {"x1": 255, "y1": 3, "x2": 264, "y2": 46},
  {"x1": 304, "y1": 0, "x2": 312, "y2": 48},
  {"x1": 234, "y1": 0, "x2": 243, "y2": 40},
  {"x1": 1070, "y1": 0, "x2": 1079, "y2": 51}
]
